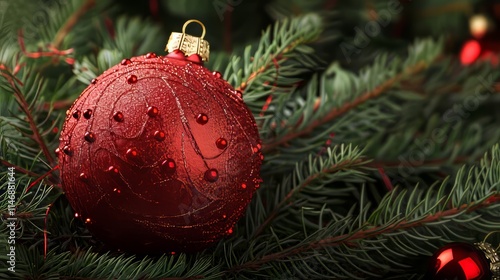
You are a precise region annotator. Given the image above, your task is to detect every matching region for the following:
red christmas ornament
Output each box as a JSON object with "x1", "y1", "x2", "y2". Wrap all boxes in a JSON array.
[
  {"x1": 461, "y1": 15, "x2": 500, "y2": 66},
  {"x1": 58, "y1": 20, "x2": 263, "y2": 253},
  {"x1": 425, "y1": 242, "x2": 500, "y2": 280},
  {"x1": 460, "y1": 40, "x2": 482, "y2": 65},
  {"x1": 460, "y1": 39, "x2": 500, "y2": 66}
]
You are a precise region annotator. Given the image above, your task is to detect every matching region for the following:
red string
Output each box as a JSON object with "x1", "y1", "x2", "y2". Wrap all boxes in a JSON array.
[{"x1": 18, "y1": 30, "x2": 74, "y2": 63}]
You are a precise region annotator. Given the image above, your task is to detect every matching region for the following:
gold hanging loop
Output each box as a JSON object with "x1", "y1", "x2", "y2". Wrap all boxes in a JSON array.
[
  {"x1": 182, "y1": 19, "x2": 206, "y2": 39},
  {"x1": 166, "y1": 19, "x2": 210, "y2": 61}
]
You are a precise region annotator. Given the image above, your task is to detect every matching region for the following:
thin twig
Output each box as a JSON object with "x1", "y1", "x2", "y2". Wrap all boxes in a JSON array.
[
  {"x1": 0, "y1": 159, "x2": 41, "y2": 178},
  {"x1": 236, "y1": 54, "x2": 285, "y2": 92},
  {"x1": 42, "y1": 99, "x2": 74, "y2": 111},
  {"x1": 27, "y1": 165, "x2": 60, "y2": 192}
]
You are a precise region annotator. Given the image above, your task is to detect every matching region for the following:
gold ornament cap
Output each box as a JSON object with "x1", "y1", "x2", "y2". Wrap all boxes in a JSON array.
[
  {"x1": 475, "y1": 242, "x2": 500, "y2": 280},
  {"x1": 166, "y1": 19, "x2": 210, "y2": 62}
]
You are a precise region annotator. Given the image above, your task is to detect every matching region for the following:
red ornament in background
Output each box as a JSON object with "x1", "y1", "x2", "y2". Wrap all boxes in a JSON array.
[
  {"x1": 460, "y1": 40, "x2": 482, "y2": 65},
  {"x1": 425, "y1": 242, "x2": 500, "y2": 280},
  {"x1": 460, "y1": 39, "x2": 500, "y2": 66},
  {"x1": 58, "y1": 20, "x2": 263, "y2": 253},
  {"x1": 461, "y1": 13, "x2": 500, "y2": 66}
]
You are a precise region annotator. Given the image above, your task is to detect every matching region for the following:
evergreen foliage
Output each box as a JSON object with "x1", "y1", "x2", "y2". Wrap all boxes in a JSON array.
[{"x1": 1, "y1": 0, "x2": 499, "y2": 278}]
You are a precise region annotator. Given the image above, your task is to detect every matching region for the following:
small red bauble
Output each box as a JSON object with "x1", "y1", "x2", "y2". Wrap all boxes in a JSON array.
[
  {"x1": 425, "y1": 242, "x2": 498, "y2": 280},
  {"x1": 460, "y1": 39, "x2": 500, "y2": 66},
  {"x1": 58, "y1": 22, "x2": 262, "y2": 253},
  {"x1": 460, "y1": 40, "x2": 482, "y2": 65}
]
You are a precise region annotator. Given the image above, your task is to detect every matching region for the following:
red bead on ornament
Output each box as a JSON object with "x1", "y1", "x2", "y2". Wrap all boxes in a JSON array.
[
  {"x1": 425, "y1": 242, "x2": 500, "y2": 280},
  {"x1": 57, "y1": 20, "x2": 262, "y2": 254}
]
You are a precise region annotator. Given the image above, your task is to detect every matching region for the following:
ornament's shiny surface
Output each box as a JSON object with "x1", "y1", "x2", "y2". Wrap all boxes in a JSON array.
[
  {"x1": 425, "y1": 242, "x2": 492, "y2": 280},
  {"x1": 58, "y1": 53, "x2": 262, "y2": 254}
]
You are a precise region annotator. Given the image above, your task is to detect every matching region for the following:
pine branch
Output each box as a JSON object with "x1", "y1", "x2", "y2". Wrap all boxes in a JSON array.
[
  {"x1": 230, "y1": 193, "x2": 499, "y2": 273},
  {"x1": 225, "y1": 145, "x2": 500, "y2": 278},
  {"x1": 360, "y1": 84, "x2": 500, "y2": 180},
  {"x1": 0, "y1": 174, "x2": 54, "y2": 233},
  {"x1": 262, "y1": 61, "x2": 427, "y2": 154},
  {"x1": 53, "y1": 0, "x2": 96, "y2": 48},
  {"x1": 254, "y1": 145, "x2": 369, "y2": 237},
  {"x1": 1, "y1": 246, "x2": 222, "y2": 280},
  {"x1": 224, "y1": 13, "x2": 324, "y2": 106},
  {"x1": 1, "y1": 67, "x2": 55, "y2": 166},
  {"x1": 254, "y1": 39, "x2": 443, "y2": 174},
  {"x1": 3, "y1": 2, "x2": 499, "y2": 279}
]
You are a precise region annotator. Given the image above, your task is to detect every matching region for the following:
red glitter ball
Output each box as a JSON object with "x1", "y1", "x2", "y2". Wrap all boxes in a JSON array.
[{"x1": 58, "y1": 53, "x2": 262, "y2": 254}]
